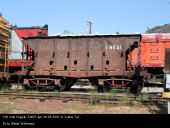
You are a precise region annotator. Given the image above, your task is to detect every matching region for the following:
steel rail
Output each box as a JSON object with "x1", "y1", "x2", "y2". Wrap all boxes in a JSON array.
[{"x1": 0, "y1": 90, "x2": 167, "y2": 105}]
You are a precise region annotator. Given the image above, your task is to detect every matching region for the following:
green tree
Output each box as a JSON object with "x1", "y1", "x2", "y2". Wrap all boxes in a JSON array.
[
  {"x1": 63, "y1": 30, "x2": 74, "y2": 34},
  {"x1": 116, "y1": 31, "x2": 120, "y2": 34}
]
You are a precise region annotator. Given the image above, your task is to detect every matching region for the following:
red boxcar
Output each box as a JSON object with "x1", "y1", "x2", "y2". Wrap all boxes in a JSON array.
[{"x1": 130, "y1": 33, "x2": 170, "y2": 84}]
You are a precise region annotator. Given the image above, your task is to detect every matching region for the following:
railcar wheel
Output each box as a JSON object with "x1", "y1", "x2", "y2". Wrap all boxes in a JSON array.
[
  {"x1": 59, "y1": 78, "x2": 77, "y2": 91},
  {"x1": 89, "y1": 78, "x2": 104, "y2": 93},
  {"x1": 21, "y1": 84, "x2": 29, "y2": 90},
  {"x1": 94, "y1": 85, "x2": 104, "y2": 93},
  {"x1": 130, "y1": 79, "x2": 144, "y2": 93},
  {"x1": 59, "y1": 84, "x2": 71, "y2": 91},
  {"x1": 137, "y1": 85, "x2": 143, "y2": 91}
]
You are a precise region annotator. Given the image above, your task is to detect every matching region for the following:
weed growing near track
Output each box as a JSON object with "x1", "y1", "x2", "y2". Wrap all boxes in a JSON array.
[
  {"x1": 0, "y1": 102, "x2": 12, "y2": 113},
  {"x1": 104, "y1": 89, "x2": 118, "y2": 99},
  {"x1": 119, "y1": 92, "x2": 129, "y2": 106},
  {"x1": 139, "y1": 94, "x2": 150, "y2": 101},
  {"x1": 0, "y1": 84, "x2": 11, "y2": 94},
  {"x1": 89, "y1": 91, "x2": 100, "y2": 105}
]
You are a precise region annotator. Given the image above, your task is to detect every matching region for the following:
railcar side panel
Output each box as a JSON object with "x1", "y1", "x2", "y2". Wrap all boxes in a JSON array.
[
  {"x1": 131, "y1": 34, "x2": 170, "y2": 68},
  {"x1": 20, "y1": 35, "x2": 141, "y2": 78}
]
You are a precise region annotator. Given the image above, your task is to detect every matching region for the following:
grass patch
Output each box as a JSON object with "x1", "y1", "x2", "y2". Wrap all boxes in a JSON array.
[
  {"x1": 67, "y1": 104, "x2": 113, "y2": 114},
  {"x1": 119, "y1": 92, "x2": 146, "y2": 107},
  {"x1": 20, "y1": 89, "x2": 33, "y2": 94},
  {"x1": 72, "y1": 105, "x2": 93, "y2": 113},
  {"x1": 129, "y1": 101, "x2": 144, "y2": 108},
  {"x1": 89, "y1": 91, "x2": 100, "y2": 105},
  {"x1": 0, "y1": 102, "x2": 5, "y2": 109},
  {"x1": 137, "y1": 94, "x2": 151, "y2": 101},
  {"x1": 104, "y1": 89, "x2": 118, "y2": 99},
  {"x1": 0, "y1": 84, "x2": 11, "y2": 94},
  {"x1": 55, "y1": 89, "x2": 59, "y2": 93},
  {"x1": 119, "y1": 92, "x2": 129, "y2": 106},
  {"x1": 0, "y1": 102, "x2": 12, "y2": 113}
]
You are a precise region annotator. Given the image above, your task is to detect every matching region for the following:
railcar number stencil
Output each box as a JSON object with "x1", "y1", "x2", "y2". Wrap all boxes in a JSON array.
[{"x1": 105, "y1": 44, "x2": 121, "y2": 50}]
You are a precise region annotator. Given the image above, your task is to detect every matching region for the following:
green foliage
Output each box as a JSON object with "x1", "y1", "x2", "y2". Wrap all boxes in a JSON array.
[
  {"x1": 104, "y1": 89, "x2": 117, "y2": 98},
  {"x1": 145, "y1": 23, "x2": 170, "y2": 33},
  {"x1": 89, "y1": 91, "x2": 100, "y2": 105},
  {"x1": 0, "y1": 102, "x2": 12, "y2": 113},
  {"x1": 116, "y1": 31, "x2": 120, "y2": 34},
  {"x1": 0, "y1": 84, "x2": 11, "y2": 94},
  {"x1": 119, "y1": 92, "x2": 129, "y2": 106},
  {"x1": 138, "y1": 94, "x2": 150, "y2": 101},
  {"x1": 63, "y1": 30, "x2": 74, "y2": 34}
]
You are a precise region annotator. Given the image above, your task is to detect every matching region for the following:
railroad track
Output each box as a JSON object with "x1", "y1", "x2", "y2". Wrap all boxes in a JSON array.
[{"x1": 0, "y1": 90, "x2": 167, "y2": 105}]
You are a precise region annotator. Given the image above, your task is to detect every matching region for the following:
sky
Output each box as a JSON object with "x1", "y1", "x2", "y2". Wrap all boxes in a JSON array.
[{"x1": 1, "y1": 0, "x2": 170, "y2": 35}]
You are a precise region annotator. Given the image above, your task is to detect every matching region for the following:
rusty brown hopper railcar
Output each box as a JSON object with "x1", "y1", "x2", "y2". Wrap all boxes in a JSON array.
[{"x1": 18, "y1": 34, "x2": 143, "y2": 92}]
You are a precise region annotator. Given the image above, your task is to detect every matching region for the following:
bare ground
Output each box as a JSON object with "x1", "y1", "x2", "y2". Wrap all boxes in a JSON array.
[{"x1": 0, "y1": 96, "x2": 167, "y2": 114}]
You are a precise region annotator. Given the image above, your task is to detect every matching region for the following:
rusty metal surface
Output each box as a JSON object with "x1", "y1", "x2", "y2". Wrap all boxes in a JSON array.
[
  {"x1": 0, "y1": 72, "x2": 10, "y2": 81},
  {"x1": 98, "y1": 78, "x2": 132, "y2": 88},
  {"x1": 19, "y1": 34, "x2": 141, "y2": 78},
  {"x1": 165, "y1": 48, "x2": 170, "y2": 74},
  {"x1": 164, "y1": 48, "x2": 170, "y2": 92}
]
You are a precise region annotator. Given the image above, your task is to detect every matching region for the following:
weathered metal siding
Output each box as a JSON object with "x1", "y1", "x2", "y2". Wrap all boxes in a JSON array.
[
  {"x1": 165, "y1": 48, "x2": 170, "y2": 74},
  {"x1": 164, "y1": 48, "x2": 170, "y2": 92},
  {"x1": 22, "y1": 35, "x2": 141, "y2": 78},
  {"x1": 9, "y1": 30, "x2": 23, "y2": 60},
  {"x1": 130, "y1": 34, "x2": 170, "y2": 68}
]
